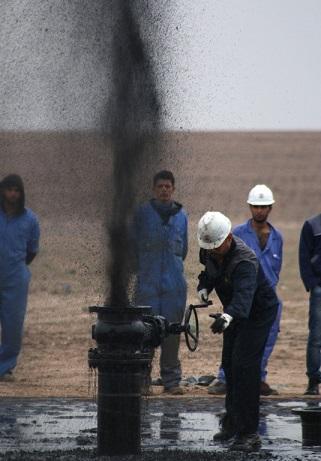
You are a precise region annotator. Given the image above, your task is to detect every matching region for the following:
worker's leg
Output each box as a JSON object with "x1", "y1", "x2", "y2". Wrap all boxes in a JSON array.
[
  {"x1": 0, "y1": 277, "x2": 29, "y2": 376},
  {"x1": 261, "y1": 300, "x2": 282, "y2": 380},
  {"x1": 306, "y1": 286, "x2": 321, "y2": 381},
  {"x1": 217, "y1": 366, "x2": 226, "y2": 382},
  {"x1": 160, "y1": 333, "x2": 182, "y2": 389},
  {"x1": 231, "y1": 311, "x2": 276, "y2": 435},
  {"x1": 221, "y1": 327, "x2": 237, "y2": 433},
  {"x1": 159, "y1": 293, "x2": 185, "y2": 390}
]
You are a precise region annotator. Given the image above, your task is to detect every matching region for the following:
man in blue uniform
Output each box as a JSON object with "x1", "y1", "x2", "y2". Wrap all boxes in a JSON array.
[
  {"x1": 209, "y1": 185, "x2": 283, "y2": 396},
  {"x1": 0, "y1": 174, "x2": 40, "y2": 380},
  {"x1": 299, "y1": 213, "x2": 321, "y2": 395},
  {"x1": 134, "y1": 170, "x2": 188, "y2": 394},
  {"x1": 197, "y1": 211, "x2": 278, "y2": 451}
]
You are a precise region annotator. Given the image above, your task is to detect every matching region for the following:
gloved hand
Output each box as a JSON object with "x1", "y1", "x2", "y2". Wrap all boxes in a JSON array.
[
  {"x1": 210, "y1": 313, "x2": 233, "y2": 334},
  {"x1": 198, "y1": 288, "x2": 208, "y2": 303}
]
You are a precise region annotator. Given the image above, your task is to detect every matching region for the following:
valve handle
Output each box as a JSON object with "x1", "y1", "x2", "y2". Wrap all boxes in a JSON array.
[{"x1": 184, "y1": 300, "x2": 213, "y2": 351}]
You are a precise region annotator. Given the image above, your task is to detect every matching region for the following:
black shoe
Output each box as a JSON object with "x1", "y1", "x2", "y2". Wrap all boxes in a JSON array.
[
  {"x1": 260, "y1": 381, "x2": 279, "y2": 396},
  {"x1": 230, "y1": 433, "x2": 261, "y2": 452},
  {"x1": 213, "y1": 429, "x2": 235, "y2": 442},
  {"x1": 213, "y1": 414, "x2": 235, "y2": 442},
  {"x1": 208, "y1": 379, "x2": 226, "y2": 395},
  {"x1": 304, "y1": 378, "x2": 320, "y2": 395},
  {"x1": 163, "y1": 386, "x2": 185, "y2": 395},
  {"x1": 0, "y1": 370, "x2": 14, "y2": 382}
]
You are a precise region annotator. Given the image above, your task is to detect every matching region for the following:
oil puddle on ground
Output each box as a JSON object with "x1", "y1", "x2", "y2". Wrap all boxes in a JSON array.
[{"x1": 0, "y1": 397, "x2": 320, "y2": 460}]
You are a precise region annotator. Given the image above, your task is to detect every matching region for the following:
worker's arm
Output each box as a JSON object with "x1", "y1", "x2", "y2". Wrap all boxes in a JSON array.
[
  {"x1": 26, "y1": 216, "x2": 40, "y2": 265},
  {"x1": 224, "y1": 261, "x2": 257, "y2": 319},
  {"x1": 268, "y1": 230, "x2": 283, "y2": 286},
  {"x1": 299, "y1": 221, "x2": 320, "y2": 291},
  {"x1": 276, "y1": 231, "x2": 283, "y2": 279},
  {"x1": 182, "y1": 213, "x2": 188, "y2": 261},
  {"x1": 197, "y1": 249, "x2": 215, "y2": 298}
]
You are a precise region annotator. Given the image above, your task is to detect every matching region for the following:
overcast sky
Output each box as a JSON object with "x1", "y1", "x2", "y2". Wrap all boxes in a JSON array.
[{"x1": 1, "y1": 0, "x2": 321, "y2": 131}]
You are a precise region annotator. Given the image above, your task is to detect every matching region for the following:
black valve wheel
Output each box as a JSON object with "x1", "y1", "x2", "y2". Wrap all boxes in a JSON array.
[{"x1": 184, "y1": 305, "x2": 199, "y2": 352}]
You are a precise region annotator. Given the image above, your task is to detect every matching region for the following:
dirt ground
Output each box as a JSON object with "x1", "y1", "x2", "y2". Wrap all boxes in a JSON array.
[{"x1": 0, "y1": 131, "x2": 320, "y2": 398}]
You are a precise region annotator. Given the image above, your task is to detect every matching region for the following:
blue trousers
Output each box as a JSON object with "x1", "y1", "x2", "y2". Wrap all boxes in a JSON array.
[
  {"x1": 218, "y1": 301, "x2": 282, "y2": 383},
  {"x1": 307, "y1": 285, "x2": 321, "y2": 380},
  {"x1": 0, "y1": 273, "x2": 30, "y2": 376}
]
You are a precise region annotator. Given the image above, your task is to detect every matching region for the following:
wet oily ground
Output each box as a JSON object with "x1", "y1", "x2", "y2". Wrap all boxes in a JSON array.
[{"x1": 0, "y1": 398, "x2": 320, "y2": 460}]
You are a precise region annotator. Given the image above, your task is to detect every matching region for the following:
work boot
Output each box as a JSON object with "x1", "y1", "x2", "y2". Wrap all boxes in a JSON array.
[
  {"x1": 213, "y1": 414, "x2": 235, "y2": 442},
  {"x1": 213, "y1": 429, "x2": 235, "y2": 442},
  {"x1": 208, "y1": 378, "x2": 226, "y2": 395},
  {"x1": 260, "y1": 381, "x2": 279, "y2": 396},
  {"x1": 304, "y1": 378, "x2": 320, "y2": 395},
  {"x1": 163, "y1": 386, "x2": 185, "y2": 395},
  {"x1": 230, "y1": 433, "x2": 262, "y2": 452},
  {"x1": 0, "y1": 370, "x2": 14, "y2": 382},
  {"x1": 141, "y1": 384, "x2": 154, "y2": 396}
]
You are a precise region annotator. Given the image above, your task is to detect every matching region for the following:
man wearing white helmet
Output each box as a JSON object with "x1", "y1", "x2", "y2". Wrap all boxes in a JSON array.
[
  {"x1": 197, "y1": 211, "x2": 278, "y2": 451},
  {"x1": 210, "y1": 185, "x2": 283, "y2": 396}
]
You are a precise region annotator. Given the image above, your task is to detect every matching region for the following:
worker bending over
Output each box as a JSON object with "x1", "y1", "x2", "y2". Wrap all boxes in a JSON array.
[{"x1": 197, "y1": 211, "x2": 278, "y2": 451}]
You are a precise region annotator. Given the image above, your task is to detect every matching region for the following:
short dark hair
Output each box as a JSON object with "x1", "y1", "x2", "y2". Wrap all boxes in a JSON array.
[{"x1": 153, "y1": 170, "x2": 175, "y2": 186}]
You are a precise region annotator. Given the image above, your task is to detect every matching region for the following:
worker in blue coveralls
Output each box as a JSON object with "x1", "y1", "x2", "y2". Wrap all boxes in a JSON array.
[
  {"x1": 299, "y1": 212, "x2": 321, "y2": 395},
  {"x1": 208, "y1": 185, "x2": 283, "y2": 396},
  {"x1": 0, "y1": 174, "x2": 40, "y2": 380},
  {"x1": 134, "y1": 170, "x2": 188, "y2": 395},
  {"x1": 197, "y1": 211, "x2": 278, "y2": 451}
]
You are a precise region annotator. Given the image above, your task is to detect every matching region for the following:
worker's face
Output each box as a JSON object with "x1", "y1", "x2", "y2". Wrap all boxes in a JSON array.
[
  {"x1": 250, "y1": 205, "x2": 272, "y2": 223},
  {"x1": 3, "y1": 186, "x2": 21, "y2": 205},
  {"x1": 209, "y1": 233, "x2": 233, "y2": 256},
  {"x1": 153, "y1": 179, "x2": 175, "y2": 203}
]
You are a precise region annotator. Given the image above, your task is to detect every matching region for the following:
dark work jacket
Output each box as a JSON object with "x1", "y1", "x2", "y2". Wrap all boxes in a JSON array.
[
  {"x1": 197, "y1": 236, "x2": 278, "y2": 321},
  {"x1": 299, "y1": 214, "x2": 321, "y2": 291}
]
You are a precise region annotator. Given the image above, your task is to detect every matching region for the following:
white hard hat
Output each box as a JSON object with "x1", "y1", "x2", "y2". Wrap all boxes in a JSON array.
[
  {"x1": 197, "y1": 211, "x2": 232, "y2": 250},
  {"x1": 247, "y1": 184, "x2": 275, "y2": 206}
]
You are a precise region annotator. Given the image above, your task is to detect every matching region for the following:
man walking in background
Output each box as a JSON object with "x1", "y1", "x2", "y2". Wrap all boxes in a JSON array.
[
  {"x1": 209, "y1": 185, "x2": 283, "y2": 396},
  {"x1": 0, "y1": 174, "x2": 40, "y2": 380},
  {"x1": 299, "y1": 213, "x2": 321, "y2": 395},
  {"x1": 134, "y1": 170, "x2": 188, "y2": 395},
  {"x1": 197, "y1": 211, "x2": 278, "y2": 450}
]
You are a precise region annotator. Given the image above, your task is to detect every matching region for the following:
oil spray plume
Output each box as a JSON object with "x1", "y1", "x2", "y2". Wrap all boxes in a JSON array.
[{"x1": 107, "y1": 1, "x2": 162, "y2": 306}]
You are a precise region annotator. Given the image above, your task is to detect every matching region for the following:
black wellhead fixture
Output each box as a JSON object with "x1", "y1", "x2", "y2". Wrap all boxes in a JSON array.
[{"x1": 88, "y1": 301, "x2": 212, "y2": 455}]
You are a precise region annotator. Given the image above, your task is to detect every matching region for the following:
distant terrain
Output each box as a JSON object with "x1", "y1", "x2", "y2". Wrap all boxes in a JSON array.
[{"x1": 0, "y1": 131, "x2": 320, "y2": 397}]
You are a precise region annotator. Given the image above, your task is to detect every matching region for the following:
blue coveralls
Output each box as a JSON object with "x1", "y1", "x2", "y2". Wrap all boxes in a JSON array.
[
  {"x1": 134, "y1": 200, "x2": 188, "y2": 388},
  {"x1": 0, "y1": 208, "x2": 40, "y2": 376},
  {"x1": 217, "y1": 219, "x2": 283, "y2": 382}
]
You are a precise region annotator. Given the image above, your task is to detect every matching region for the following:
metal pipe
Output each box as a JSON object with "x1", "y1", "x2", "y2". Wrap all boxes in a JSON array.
[
  {"x1": 293, "y1": 407, "x2": 321, "y2": 446},
  {"x1": 88, "y1": 305, "x2": 154, "y2": 456},
  {"x1": 88, "y1": 302, "x2": 208, "y2": 455}
]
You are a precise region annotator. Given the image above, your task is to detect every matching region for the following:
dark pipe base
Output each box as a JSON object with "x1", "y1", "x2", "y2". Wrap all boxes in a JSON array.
[
  {"x1": 97, "y1": 370, "x2": 141, "y2": 456},
  {"x1": 89, "y1": 305, "x2": 154, "y2": 456},
  {"x1": 292, "y1": 407, "x2": 321, "y2": 446}
]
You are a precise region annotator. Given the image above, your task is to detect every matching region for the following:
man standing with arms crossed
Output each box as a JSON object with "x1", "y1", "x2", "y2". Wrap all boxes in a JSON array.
[
  {"x1": 299, "y1": 212, "x2": 321, "y2": 395},
  {"x1": 0, "y1": 174, "x2": 40, "y2": 380},
  {"x1": 209, "y1": 185, "x2": 283, "y2": 396},
  {"x1": 134, "y1": 170, "x2": 188, "y2": 395}
]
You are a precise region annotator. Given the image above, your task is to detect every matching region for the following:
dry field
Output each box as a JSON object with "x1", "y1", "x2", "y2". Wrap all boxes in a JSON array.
[{"x1": 0, "y1": 131, "x2": 320, "y2": 397}]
